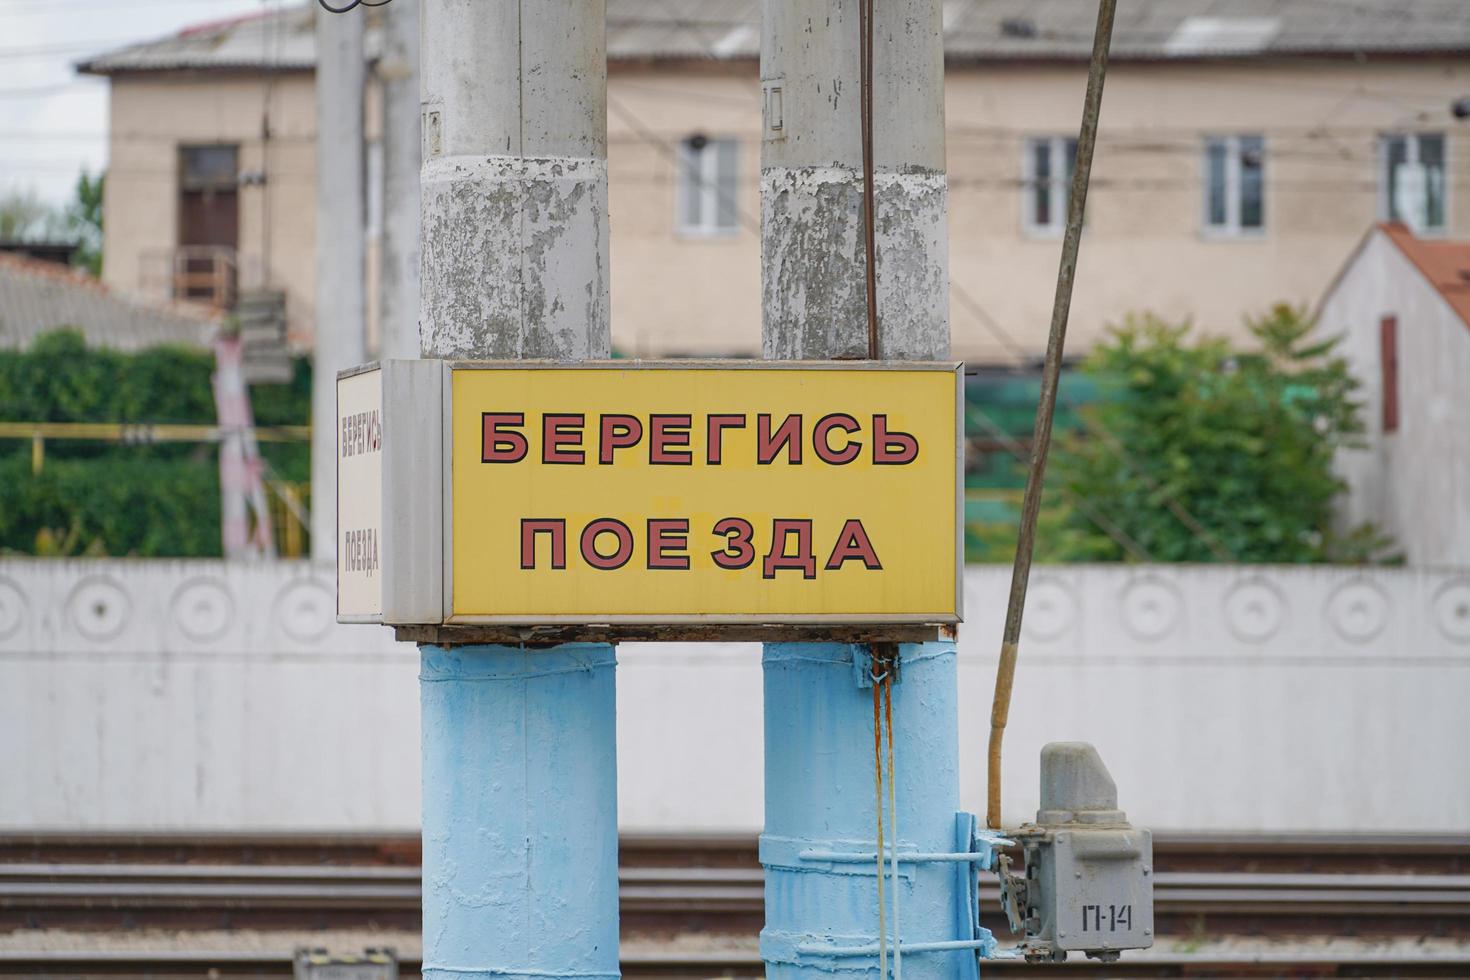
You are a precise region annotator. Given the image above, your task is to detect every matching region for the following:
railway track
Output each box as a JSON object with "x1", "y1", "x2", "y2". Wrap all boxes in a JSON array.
[
  {"x1": 3, "y1": 863, "x2": 1469, "y2": 914},
  {"x1": 1, "y1": 833, "x2": 1468, "y2": 976},
  {"x1": 5, "y1": 947, "x2": 1470, "y2": 979}
]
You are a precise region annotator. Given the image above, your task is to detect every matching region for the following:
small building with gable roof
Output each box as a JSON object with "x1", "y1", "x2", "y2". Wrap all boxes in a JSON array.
[{"x1": 1317, "y1": 223, "x2": 1470, "y2": 567}]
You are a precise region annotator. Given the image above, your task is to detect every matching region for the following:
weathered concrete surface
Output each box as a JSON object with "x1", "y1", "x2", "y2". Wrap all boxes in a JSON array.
[
  {"x1": 760, "y1": 0, "x2": 948, "y2": 363},
  {"x1": 762, "y1": 168, "x2": 948, "y2": 360},
  {"x1": 418, "y1": 0, "x2": 609, "y2": 360},
  {"x1": 759, "y1": 2, "x2": 954, "y2": 974},
  {"x1": 311, "y1": 7, "x2": 367, "y2": 558},
  {"x1": 420, "y1": 155, "x2": 608, "y2": 359},
  {"x1": 415, "y1": 2, "x2": 617, "y2": 975},
  {"x1": 761, "y1": 0, "x2": 944, "y2": 174}
]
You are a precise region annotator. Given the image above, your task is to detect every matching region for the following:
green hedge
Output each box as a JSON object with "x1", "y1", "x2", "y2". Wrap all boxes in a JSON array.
[{"x1": 0, "y1": 329, "x2": 311, "y2": 557}]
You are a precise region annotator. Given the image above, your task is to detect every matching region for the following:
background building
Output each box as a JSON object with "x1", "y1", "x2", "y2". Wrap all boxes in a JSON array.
[
  {"x1": 79, "y1": 1, "x2": 1470, "y2": 362},
  {"x1": 1318, "y1": 222, "x2": 1470, "y2": 567}
]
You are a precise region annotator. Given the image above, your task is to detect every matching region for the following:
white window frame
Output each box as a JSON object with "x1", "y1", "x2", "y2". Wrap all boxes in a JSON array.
[
  {"x1": 675, "y1": 136, "x2": 740, "y2": 239},
  {"x1": 1379, "y1": 132, "x2": 1449, "y2": 236},
  {"x1": 1021, "y1": 136, "x2": 1075, "y2": 239},
  {"x1": 1201, "y1": 134, "x2": 1266, "y2": 239}
]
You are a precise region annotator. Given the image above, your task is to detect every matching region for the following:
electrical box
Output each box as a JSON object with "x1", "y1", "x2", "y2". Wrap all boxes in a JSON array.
[{"x1": 998, "y1": 743, "x2": 1153, "y2": 962}]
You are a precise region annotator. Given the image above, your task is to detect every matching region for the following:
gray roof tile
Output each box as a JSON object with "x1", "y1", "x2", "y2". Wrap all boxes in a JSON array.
[
  {"x1": 78, "y1": 0, "x2": 1470, "y2": 74},
  {"x1": 0, "y1": 255, "x2": 219, "y2": 352}
]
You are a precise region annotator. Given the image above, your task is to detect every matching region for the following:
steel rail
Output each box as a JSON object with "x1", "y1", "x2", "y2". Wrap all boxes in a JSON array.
[
  {"x1": 5, "y1": 948, "x2": 1470, "y2": 979},
  {"x1": 3, "y1": 865, "x2": 1469, "y2": 915}
]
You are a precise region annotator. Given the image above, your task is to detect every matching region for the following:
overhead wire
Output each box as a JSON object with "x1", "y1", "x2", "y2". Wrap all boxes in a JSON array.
[{"x1": 316, "y1": 0, "x2": 391, "y2": 13}]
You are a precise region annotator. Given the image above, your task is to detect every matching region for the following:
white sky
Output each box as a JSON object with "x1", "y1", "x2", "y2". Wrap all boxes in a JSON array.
[{"x1": 1, "y1": 0, "x2": 270, "y2": 205}]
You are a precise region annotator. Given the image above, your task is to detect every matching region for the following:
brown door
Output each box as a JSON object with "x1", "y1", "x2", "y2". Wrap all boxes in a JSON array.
[{"x1": 178, "y1": 145, "x2": 239, "y2": 304}]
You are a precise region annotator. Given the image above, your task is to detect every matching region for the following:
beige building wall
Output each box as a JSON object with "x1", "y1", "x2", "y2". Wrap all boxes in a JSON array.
[
  {"x1": 606, "y1": 57, "x2": 1470, "y2": 361},
  {"x1": 946, "y1": 59, "x2": 1470, "y2": 363},
  {"x1": 102, "y1": 56, "x2": 1470, "y2": 360},
  {"x1": 104, "y1": 72, "x2": 319, "y2": 345}
]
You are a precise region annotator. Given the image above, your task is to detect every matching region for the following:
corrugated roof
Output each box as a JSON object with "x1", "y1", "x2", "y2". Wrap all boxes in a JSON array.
[
  {"x1": 78, "y1": 0, "x2": 1470, "y2": 74},
  {"x1": 1380, "y1": 222, "x2": 1470, "y2": 332},
  {"x1": 0, "y1": 255, "x2": 220, "y2": 352}
]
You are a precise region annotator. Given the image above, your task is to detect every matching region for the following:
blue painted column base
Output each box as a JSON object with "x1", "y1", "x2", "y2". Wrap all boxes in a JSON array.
[
  {"x1": 761, "y1": 641, "x2": 968, "y2": 979},
  {"x1": 420, "y1": 643, "x2": 619, "y2": 980}
]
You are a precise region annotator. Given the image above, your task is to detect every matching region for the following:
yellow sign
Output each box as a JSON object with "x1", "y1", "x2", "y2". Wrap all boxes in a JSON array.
[{"x1": 448, "y1": 362, "x2": 961, "y2": 624}]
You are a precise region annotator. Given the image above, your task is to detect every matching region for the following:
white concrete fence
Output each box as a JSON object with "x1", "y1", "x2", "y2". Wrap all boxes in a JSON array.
[{"x1": 1, "y1": 560, "x2": 1467, "y2": 833}]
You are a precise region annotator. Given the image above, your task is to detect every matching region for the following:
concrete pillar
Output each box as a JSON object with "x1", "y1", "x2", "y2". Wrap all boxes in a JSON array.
[
  {"x1": 759, "y1": 2, "x2": 961, "y2": 977},
  {"x1": 310, "y1": 5, "x2": 367, "y2": 559},
  {"x1": 378, "y1": 0, "x2": 421, "y2": 361},
  {"x1": 420, "y1": 645, "x2": 619, "y2": 980},
  {"x1": 417, "y1": 4, "x2": 617, "y2": 980},
  {"x1": 763, "y1": 643, "x2": 965, "y2": 977},
  {"x1": 418, "y1": 0, "x2": 609, "y2": 359},
  {"x1": 761, "y1": 0, "x2": 948, "y2": 361}
]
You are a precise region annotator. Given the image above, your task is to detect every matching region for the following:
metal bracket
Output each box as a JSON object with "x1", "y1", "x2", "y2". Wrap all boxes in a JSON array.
[{"x1": 854, "y1": 642, "x2": 901, "y2": 688}]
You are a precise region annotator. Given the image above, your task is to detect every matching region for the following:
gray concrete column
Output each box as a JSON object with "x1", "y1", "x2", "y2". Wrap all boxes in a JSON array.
[
  {"x1": 417, "y1": 3, "x2": 617, "y2": 979},
  {"x1": 419, "y1": 0, "x2": 609, "y2": 359},
  {"x1": 761, "y1": 0, "x2": 949, "y2": 362},
  {"x1": 760, "y1": 2, "x2": 959, "y2": 976},
  {"x1": 311, "y1": 6, "x2": 368, "y2": 558},
  {"x1": 378, "y1": 0, "x2": 421, "y2": 360}
]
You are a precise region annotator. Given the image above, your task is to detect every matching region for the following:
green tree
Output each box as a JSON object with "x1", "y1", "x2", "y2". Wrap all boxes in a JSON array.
[
  {"x1": 1050, "y1": 304, "x2": 1393, "y2": 563},
  {"x1": 0, "y1": 174, "x2": 103, "y2": 276},
  {"x1": 0, "y1": 329, "x2": 312, "y2": 558},
  {"x1": 67, "y1": 170, "x2": 105, "y2": 277}
]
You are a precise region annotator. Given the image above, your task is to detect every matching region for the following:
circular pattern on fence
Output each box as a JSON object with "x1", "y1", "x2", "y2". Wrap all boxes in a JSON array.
[
  {"x1": 1432, "y1": 580, "x2": 1470, "y2": 643},
  {"x1": 1121, "y1": 577, "x2": 1182, "y2": 641},
  {"x1": 0, "y1": 578, "x2": 26, "y2": 641},
  {"x1": 67, "y1": 577, "x2": 131, "y2": 642},
  {"x1": 1326, "y1": 579, "x2": 1389, "y2": 643},
  {"x1": 170, "y1": 578, "x2": 235, "y2": 643},
  {"x1": 1224, "y1": 577, "x2": 1287, "y2": 643},
  {"x1": 275, "y1": 579, "x2": 334, "y2": 642},
  {"x1": 1021, "y1": 578, "x2": 1078, "y2": 641}
]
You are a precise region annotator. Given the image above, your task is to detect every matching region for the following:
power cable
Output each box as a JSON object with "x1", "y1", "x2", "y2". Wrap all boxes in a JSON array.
[
  {"x1": 317, "y1": 0, "x2": 391, "y2": 12},
  {"x1": 988, "y1": 0, "x2": 1118, "y2": 831},
  {"x1": 860, "y1": 0, "x2": 879, "y2": 361},
  {"x1": 883, "y1": 660, "x2": 901, "y2": 980},
  {"x1": 871, "y1": 664, "x2": 889, "y2": 980}
]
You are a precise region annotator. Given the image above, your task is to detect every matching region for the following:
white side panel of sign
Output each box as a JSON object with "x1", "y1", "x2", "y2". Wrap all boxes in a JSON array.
[
  {"x1": 336, "y1": 360, "x2": 442, "y2": 626},
  {"x1": 337, "y1": 365, "x2": 384, "y2": 621},
  {"x1": 380, "y1": 359, "x2": 444, "y2": 623}
]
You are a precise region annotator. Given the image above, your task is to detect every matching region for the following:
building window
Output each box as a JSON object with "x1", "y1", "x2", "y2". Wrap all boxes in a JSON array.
[
  {"x1": 676, "y1": 135, "x2": 739, "y2": 237},
  {"x1": 180, "y1": 144, "x2": 239, "y2": 191},
  {"x1": 1203, "y1": 135, "x2": 1264, "y2": 236},
  {"x1": 1381, "y1": 133, "x2": 1446, "y2": 234},
  {"x1": 1023, "y1": 136, "x2": 1076, "y2": 237},
  {"x1": 1380, "y1": 315, "x2": 1399, "y2": 434}
]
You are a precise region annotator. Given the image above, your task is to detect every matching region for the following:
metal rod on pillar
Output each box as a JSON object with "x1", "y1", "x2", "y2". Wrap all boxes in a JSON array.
[
  {"x1": 759, "y1": 1, "x2": 960, "y2": 977},
  {"x1": 417, "y1": 3, "x2": 617, "y2": 980}
]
